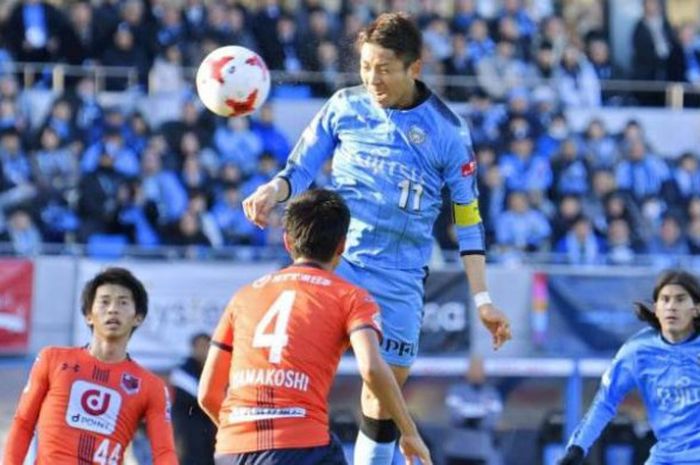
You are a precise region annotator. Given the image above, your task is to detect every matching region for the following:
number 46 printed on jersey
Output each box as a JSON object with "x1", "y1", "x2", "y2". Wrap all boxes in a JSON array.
[{"x1": 253, "y1": 291, "x2": 296, "y2": 363}]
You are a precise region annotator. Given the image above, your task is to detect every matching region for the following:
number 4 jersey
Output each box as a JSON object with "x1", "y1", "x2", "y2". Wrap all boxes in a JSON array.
[
  {"x1": 210, "y1": 263, "x2": 382, "y2": 454},
  {"x1": 3, "y1": 347, "x2": 178, "y2": 465}
]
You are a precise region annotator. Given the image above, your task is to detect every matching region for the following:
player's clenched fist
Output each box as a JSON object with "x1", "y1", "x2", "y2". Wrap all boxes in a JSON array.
[{"x1": 243, "y1": 181, "x2": 279, "y2": 228}]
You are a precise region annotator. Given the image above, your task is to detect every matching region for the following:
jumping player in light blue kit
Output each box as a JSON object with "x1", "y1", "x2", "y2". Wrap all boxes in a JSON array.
[
  {"x1": 244, "y1": 12, "x2": 511, "y2": 465},
  {"x1": 559, "y1": 269, "x2": 700, "y2": 465}
]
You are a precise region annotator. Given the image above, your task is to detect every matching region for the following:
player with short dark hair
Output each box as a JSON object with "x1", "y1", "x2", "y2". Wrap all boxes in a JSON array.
[
  {"x1": 559, "y1": 269, "x2": 700, "y2": 465},
  {"x1": 243, "y1": 11, "x2": 511, "y2": 465},
  {"x1": 3, "y1": 267, "x2": 178, "y2": 465},
  {"x1": 199, "y1": 189, "x2": 431, "y2": 465}
]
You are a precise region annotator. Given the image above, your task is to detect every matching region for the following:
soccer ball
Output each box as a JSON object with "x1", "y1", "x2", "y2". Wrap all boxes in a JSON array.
[{"x1": 195, "y1": 46, "x2": 271, "y2": 118}]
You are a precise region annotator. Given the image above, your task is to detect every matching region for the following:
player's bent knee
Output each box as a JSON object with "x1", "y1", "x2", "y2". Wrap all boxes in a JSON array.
[{"x1": 359, "y1": 414, "x2": 398, "y2": 443}]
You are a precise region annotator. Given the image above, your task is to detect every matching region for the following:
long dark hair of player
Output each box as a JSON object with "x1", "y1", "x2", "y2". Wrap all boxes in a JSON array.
[{"x1": 635, "y1": 269, "x2": 700, "y2": 332}]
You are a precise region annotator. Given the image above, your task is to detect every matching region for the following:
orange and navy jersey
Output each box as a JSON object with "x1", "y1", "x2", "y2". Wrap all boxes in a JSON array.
[
  {"x1": 211, "y1": 263, "x2": 381, "y2": 454},
  {"x1": 3, "y1": 347, "x2": 178, "y2": 465}
]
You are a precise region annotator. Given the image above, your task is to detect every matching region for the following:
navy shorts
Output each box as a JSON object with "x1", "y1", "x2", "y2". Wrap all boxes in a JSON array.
[{"x1": 214, "y1": 434, "x2": 347, "y2": 465}]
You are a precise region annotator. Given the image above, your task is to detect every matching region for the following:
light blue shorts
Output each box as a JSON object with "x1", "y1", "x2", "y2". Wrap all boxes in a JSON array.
[{"x1": 336, "y1": 258, "x2": 426, "y2": 367}]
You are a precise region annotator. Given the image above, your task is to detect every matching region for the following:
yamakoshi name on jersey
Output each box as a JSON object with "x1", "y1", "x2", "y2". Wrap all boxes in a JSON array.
[
  {"x1": 230, "y1": 368, "x2": 310, "y2": 392},
  {"x1": 656, "y1": 376, "x2": 700, "y2": 412}
]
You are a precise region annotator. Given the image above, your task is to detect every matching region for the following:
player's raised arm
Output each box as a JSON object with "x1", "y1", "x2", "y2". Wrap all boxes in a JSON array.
[
  {"x1": 559, "y1": 344, "x2": 636, "y2": 464},
  {"x1": 144, "y1": 378, "x2": 178, "y2": 465},
  {"x1": 350, "y1": 328, "x2": 432, "y2": 465},
  {"x1": 243, "y1": 96, "x2": 338, "y2": 228},
  {"x1": 3, "y1": 348, "x2": 51, "y2": 465}
]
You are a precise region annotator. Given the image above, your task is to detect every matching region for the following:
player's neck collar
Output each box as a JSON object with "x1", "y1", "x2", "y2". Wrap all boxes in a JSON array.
[
  {"x1": 293, "y1": 261, "x2": 326, "y2": 270},
  {"x1": 659, "y1": 329, "x2": 699, "y2": 345}
]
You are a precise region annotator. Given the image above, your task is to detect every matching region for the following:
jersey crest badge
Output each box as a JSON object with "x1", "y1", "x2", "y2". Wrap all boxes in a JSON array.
[
  {"x1": 120, "y1": 373, "x2": 141, "y2": 395},
  {"x1": 408, "y1": 125, "x2": 426, "y2": 144}
]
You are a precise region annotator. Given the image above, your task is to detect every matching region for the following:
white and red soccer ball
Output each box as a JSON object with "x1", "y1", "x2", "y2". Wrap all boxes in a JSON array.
[{"x1": 195, "y1": 46, "x2": 270, "y2": 117}]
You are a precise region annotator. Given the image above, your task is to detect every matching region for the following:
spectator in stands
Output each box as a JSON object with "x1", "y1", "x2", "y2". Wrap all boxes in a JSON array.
[
  {"x1": 149, "y1": 44, "x2": 187, "y2": 96},
  {"x1": 536, "y1": 112, "x2": 569, "y2": 160},
  {"x1": 535, "y1": 15, "x2": 567, "y2": 62},
  {"x1": 0, "y1": 97, "x2": 29, "y2": 136},
  {"x1": 167, "y1": 209, "x2": 212, "y2": 254},
  {"x1": 115, "y1": 180, "x2": 159, "y2": 247},
  {"x1": 101, "y1": 23, "x2": 150, "y2": 91},
  {"x1": 117, "y1": 0, "x2": 156, "y2": 66},
  {"x1": 554, "y1": 44, "x2": 601, "y2": 108},
  {"x1": 213, "y1": 116, "x2": 263, "y2": 176},
  {"x1": 252, "y1": 0, "x2": 286, "y2": 69},
  {"x1": 186, "y1": 190, "x2": 222, "y2": 248},
  {"x1": 605, "y1": 218, "x2": 644, "y2": 266},
  {"x1": 250, "y1": 104, "x2": 290, "y2": 167},
  {"x1": 531, "y1": 40, "x2": 557, "y2": 81},
  {"x1": 451, "y1": 0, "x2": 480, "y2": 35},
  {"x1": 161, "y1": 99, "x2": 214, "y2": 158},
  {"x1": 499, "y1": 135, "x2": 552, "y2": 193},
  {"x1": 81, "y1": 127, "x2": 139, "y2": 178},
  {"x1": 551, "y1": 194, "x2": 583, "y2": 245},
  {"x1": 31, "y1": 126, "x2": 79, "y2": 198},
  {"x1": 300, "y1": 9, "x2": 337, "y2": 72},
  {"x1": 3, "y1": 0, "x2": 72, "y2": 65},
  {"x1": 603, "y1": 191, "x2": 647, "y2": 244},
  {"x1": 494, "y1": 190, "x2": 551, "y2": 253},
  {"x1": 140, "y1": 148, "x2": 188, "y2": 227},
  {"x1": 466, "y1": 18, "x2": 495, "y2": 68},
  {"x1": 77, "y1": 150, "x2": 124, "y2": 241},
  {"x1": 212, "y1": 182, "x2": 257, "y2": 245},
  {"x1": 177, "y1": 130, "x2": 219, "y2": 177},
  {"x1": 170, "y1": 332, "x2": 216, "y2": 465},
  {"x1": 39, "y1": 98, "x2": 79, "y2": 146},
  {"x1": 155, "y1": 4, "x2": 186, "y2": 53},
  {"x1": 671, "y1": 151, "x2": 700, "y2": 208},
  {"x1": 647, "y1": 213, "x2": 690, "y2": 258},
  {"x1": 632, "y1": 0, "x2": 674, "y2": 105},
  {"x1": 66, "y1": 0, "x2": 106, "y2": 65},
  {"x1": 615, "y1": 138, "x2": 672, "y2": 206},
  {"x1": 551, "y1": 137, "x2": 590, "y2": 199},
  {"x1": 554, "y1": 214, "x2": 604, "y2": 265},
  {"x1": 498, "y1": 0, "x2": 537, "y2": 42},
  {"x1": 0, "y1": 208, "x2": 42, "y2": 255},
  {"x1": 586, "y1": 34, "x2": 627, "y2": 105},
  {"x1": 582, "y1": 118, "x2": 618, "y2": 170},
  {"x1": 423, "y1": 16, "x2": 453, "y2": 62},
  {"x1": 466, "y1": 90, "x2": 502, "y2": 147},
  {"x1": 686, "y1": 216, "x2": 700, "y2": 255},
  {"x1": 477, "y1": 39, "x2": 529, "y2": 100},
  {"x1": 69, "y1": 77, "x2": 103, "y2": 145},
  {"x1": 242, "y1": 151, "x2": 280, "y2": 197},
  {"x1": 180, "y1": 151, "x2": 210, "y2": 196},
  {"x1": 313, "y1": 40, "x2": 342, "y2": 97},
  {"x1": 0, "y1": 128, "x2": 34, "y2": 194},
  {"x1": 226, "y1": 5, "x2": 258, "y2": 54},
  {"x1": 668, "y1": 22, "x2": 700, "y2": 105}
]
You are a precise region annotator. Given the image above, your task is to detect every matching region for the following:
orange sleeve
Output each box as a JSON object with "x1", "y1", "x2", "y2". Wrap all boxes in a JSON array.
[
  {"x1": 345, "y1": 288, "x2": 382, "y2": 341},
  {"x1": 211, "y1": 296, "x2": 236, "y2": 352},
  {"x1": 3, "y1": 348, "x2": 52, "y2": 465},
  {"x1": 144, "y1": 379, "x2": 179, "y2": 465}
]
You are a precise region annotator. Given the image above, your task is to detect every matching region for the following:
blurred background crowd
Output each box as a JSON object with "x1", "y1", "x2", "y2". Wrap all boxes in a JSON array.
[{"x1": 0, "y1": 0, "x2": 699, "y2": 266}]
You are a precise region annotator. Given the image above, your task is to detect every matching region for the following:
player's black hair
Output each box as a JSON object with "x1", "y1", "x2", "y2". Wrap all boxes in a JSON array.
[
  {"x1": 190, "y1": 331, "x2": 211, "y2": 347},
  {"x1": 284, "y1": 189, "x2": 350, "y2": 263},
  {"x1": 81, "y1": 267, "x2": 148, "y2": 331},
  {"x1": 635, "y1": 269, "x2": 700, "y2": 332},
  {"x1": 356, "y1": 12, "x2": 422, "y2": 67}
]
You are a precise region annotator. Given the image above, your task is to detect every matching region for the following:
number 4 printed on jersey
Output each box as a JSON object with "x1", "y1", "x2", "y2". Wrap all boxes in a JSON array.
[
  {"x1": 253, "y1": 290, "x2": 296, "y2": 363},
  {"x1": 93, "y1": 439, "x2": 121, "y2": 465}
]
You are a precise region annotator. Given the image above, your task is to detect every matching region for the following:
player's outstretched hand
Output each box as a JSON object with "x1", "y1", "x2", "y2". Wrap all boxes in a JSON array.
[
  {"x1": 242, "y1": 182, "x2": 278, "y2": 228},
  {"x1": 398, "y1": 433, "x2": 432, "y2": 465},
  {"x1": 557, "y1": 445, "x2": 584, "y2": 465},
  {"x1": 478, "y1": 304, "x2": 512, "y2": 350}
]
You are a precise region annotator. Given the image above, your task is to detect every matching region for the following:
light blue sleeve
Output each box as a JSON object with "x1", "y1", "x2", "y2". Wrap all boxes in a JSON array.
[
  {"x1": 567, "y1": 344, "x2": 637, "y2": 454},
  {"x1": 277, "y1": 95, "x2": 338, "y2": 199},
  {"x1": 442, "y1": 124, "x2": 485, "y2": 253}
]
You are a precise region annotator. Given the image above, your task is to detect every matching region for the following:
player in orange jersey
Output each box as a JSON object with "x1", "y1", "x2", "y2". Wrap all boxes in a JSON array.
[
  {"x1": 3, "y1": 267, "x2": 178, "y2": 465},
  {"x1": 198, "y1": 189, "x2": 432, "y2": 465}
]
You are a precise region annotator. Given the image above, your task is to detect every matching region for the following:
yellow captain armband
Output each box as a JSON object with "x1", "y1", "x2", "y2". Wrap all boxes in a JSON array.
[{"x1": 453, "y1": 200, "x2": 482, "y2": 226}]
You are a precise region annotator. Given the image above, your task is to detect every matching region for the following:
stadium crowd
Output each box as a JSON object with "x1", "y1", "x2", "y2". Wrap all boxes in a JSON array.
[{"x1": 0, "y1": 0, "x2": 698, "y2": 265}]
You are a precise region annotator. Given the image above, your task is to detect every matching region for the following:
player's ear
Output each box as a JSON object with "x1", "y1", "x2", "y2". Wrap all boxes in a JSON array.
[
  {"x1": 408, "y1": 59, "x2": 421, "y2": 79},
  {"x1": 282, "y1": 232, "x2": 292, "y2": 254},
  {"x1": 335, "y1": 237, "x2": 346, "y2": 257},
  {"x1": 134, "y1": 313, "x2": 145, "y2": 327}
]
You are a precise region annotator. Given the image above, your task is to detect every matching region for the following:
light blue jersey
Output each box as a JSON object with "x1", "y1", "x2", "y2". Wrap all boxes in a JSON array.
[
  {"x1": 568, "y1": 328, "x2": 700, "y2": 464},
  {"x1": 279, "y1": 83, "x2": 485, "y2": 271},
  {"x1": 278, "y1": 82, "x2": 484, "y2": 366}
]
